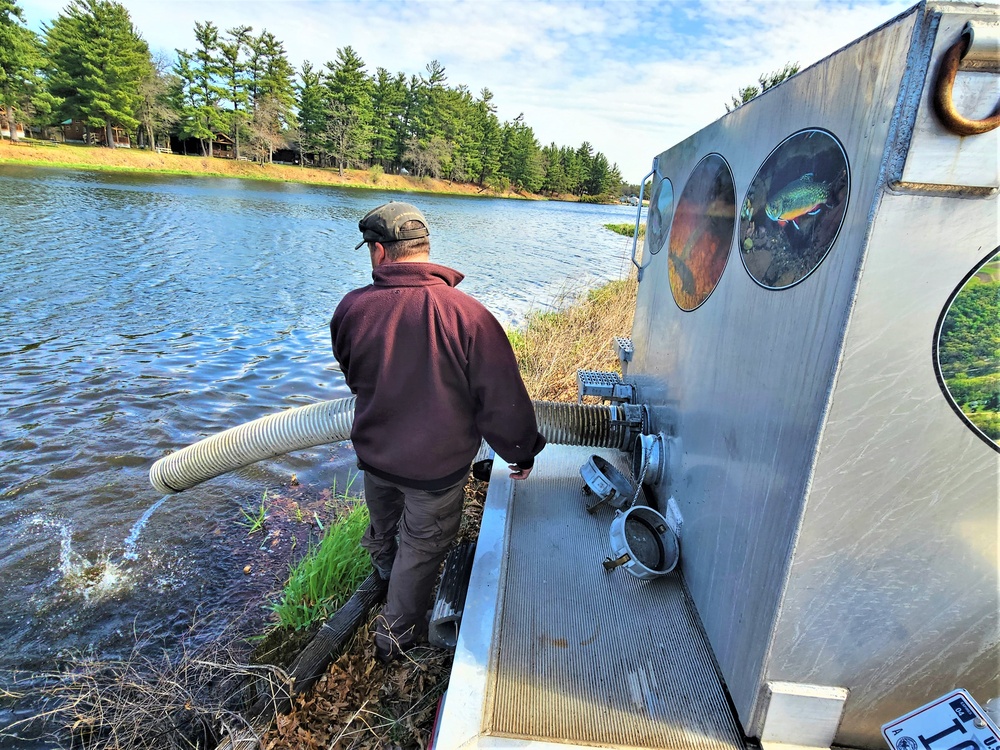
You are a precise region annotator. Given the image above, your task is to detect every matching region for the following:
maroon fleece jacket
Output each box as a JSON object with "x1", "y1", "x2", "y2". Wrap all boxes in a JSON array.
[{"x1": 330, "y1": 262, "x2": 545, "y2": 490}]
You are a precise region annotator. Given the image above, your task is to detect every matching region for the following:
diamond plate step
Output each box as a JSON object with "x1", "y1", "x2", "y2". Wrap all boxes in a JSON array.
[{"x1": 434, "y1": 445, "x2": 746, "y2": 750}]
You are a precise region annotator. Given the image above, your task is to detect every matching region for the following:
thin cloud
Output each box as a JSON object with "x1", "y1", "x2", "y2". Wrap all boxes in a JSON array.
[{"x1": 19, "y1": 0, "x2": 917, "y2": 179}]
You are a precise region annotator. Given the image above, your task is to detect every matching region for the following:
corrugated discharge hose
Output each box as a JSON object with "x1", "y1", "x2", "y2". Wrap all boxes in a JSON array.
[{"x1": 149, "y1": 398, "x2": 630, "y2": 494}]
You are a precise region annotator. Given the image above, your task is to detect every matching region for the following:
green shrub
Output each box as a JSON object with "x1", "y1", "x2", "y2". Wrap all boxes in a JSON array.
[{"x1": 506, "y1": 327, "x2": 527, "y2": 360}]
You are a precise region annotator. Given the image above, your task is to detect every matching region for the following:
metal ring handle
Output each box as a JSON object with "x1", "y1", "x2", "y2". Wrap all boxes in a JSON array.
[
  {"x1": 631, "y1": 167, "x2": 655, "y2": 278},
  {"x1": 933, "y1": 30, "x2": 1000, "y2": 136}
]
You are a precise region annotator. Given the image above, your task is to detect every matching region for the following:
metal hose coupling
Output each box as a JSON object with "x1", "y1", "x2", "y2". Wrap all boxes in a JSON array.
[{"x1": 533, "y1": 400, "x2": 646, "y2": 451}]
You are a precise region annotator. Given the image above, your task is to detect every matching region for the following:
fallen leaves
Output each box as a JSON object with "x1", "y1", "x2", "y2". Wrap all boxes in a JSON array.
[{"x1": 259, "y1": 478, "x2": 487, "y2": 750}]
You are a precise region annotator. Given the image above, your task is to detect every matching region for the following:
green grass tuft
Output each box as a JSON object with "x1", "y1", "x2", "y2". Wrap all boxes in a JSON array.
[
  {"x1": 270, "y1": 502, "x2": 372, "y2": 631},
  {"x1": 239, "y1": 491, "x2": 269, "y2": 535},
  {"x1": 603, "y1": 222, "x2": 645, "y2": 238}
]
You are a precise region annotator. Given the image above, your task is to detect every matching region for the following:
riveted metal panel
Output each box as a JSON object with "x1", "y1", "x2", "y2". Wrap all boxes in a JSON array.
[
  {"x1": 630, "y1": 5, "x2": 999, "y2": 748},
  {"x1": 629, "y1": 6, "x2": 922, "y2": 737},
  {"x1": 767, "y1": 191, "x2": 999, "y2": 745}
]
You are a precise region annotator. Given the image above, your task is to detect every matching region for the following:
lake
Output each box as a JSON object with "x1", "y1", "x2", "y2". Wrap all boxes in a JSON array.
[{"x1": 0, "y1": 165, "x2": 638, "y2": 738}]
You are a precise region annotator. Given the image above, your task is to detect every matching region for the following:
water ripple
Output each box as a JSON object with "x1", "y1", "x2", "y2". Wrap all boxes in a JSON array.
[{"x1": 0, "y1": 164, "x2": 635, "y2": 675}]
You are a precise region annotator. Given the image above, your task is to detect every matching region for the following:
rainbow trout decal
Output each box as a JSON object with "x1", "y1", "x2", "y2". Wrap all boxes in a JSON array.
[{"x1": 765, "y1": 173, "x2": 830, "y2": 229}]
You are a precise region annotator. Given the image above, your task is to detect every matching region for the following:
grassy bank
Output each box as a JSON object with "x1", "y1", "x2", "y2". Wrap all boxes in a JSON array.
[
  {"x1": 269, "y1": 502, "x2": 371, "y2": 632},
  {"x1": 510, "y1": 278, "x2": 638, "y2": 401},
  {"x1": 0, "y1": 140, "x2": 545, "y2": 200}
]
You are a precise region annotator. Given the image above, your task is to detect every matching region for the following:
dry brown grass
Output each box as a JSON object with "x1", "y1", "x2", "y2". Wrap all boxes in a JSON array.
[
  {"x1": 3, "y1": 635, "x2": 287, "y2": 749},
  {"x1": 510, "y1": 277, "x2": 638, "y2": 402},
  {"x1": 0, "y1": 140, "x2": 543, "y2": 200}
]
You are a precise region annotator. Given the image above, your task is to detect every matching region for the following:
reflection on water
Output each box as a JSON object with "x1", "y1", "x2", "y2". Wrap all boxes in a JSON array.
[{"x1": 0, "y1": 167, "x2": 633, "y2": 686}]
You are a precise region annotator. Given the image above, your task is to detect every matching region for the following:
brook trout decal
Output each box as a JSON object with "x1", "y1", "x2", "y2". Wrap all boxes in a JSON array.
[
  {"x1": 765, "y1": 173, "x2": 831, "y2": 229},
  {"x1": 739, "y1": 129, "x2": 850, "y2": 290}
]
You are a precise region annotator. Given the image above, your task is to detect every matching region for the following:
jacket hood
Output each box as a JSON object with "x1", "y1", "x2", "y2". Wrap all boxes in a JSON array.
[{"x1": 371, "y1": 262, "x2": 464, "y2": 288}]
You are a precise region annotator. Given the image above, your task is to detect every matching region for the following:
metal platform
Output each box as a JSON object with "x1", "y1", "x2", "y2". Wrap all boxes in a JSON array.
[{"x1": 435, "y1": 445, "x2": 745, "y2": 750}]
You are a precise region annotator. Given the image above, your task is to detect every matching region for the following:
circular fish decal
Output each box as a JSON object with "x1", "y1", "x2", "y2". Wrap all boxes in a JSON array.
[
  {"x1": 740, "y1": 129, "x2": 849, "y2": 289},
  {"x1": 646, "y1": 169, "x2": 674, "y2": 257},
  {"x1": 667, "y1": 153, "x2": 736, "y2": 311}
]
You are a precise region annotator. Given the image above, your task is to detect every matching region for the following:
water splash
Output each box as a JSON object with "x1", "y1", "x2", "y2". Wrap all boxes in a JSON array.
[
  {"x1": 122, "y1": 494, "x2": 171, "y2": 561},
  {"x1": 28, "y1": 518, "x2": 129, "y2": 602}
]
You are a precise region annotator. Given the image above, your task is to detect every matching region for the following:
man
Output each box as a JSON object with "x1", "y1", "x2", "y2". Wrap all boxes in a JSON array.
[{"x1": 330, "y1": 201, "x2": 545, "y2": 661}]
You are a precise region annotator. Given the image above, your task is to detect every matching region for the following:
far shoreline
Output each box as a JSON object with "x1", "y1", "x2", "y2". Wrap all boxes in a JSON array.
[{"x1": 0, "y1": 141, "x2": 612, "y2": 204}]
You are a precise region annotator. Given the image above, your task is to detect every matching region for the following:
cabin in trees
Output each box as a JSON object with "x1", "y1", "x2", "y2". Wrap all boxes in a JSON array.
[
  {"x1": 209, "y1": 133, "x2": 235, "y2": 158},
  {"x1": 272, "y1": 147, "x2": 299, "y2": 165},
  {"x1": 170, "y1": 132, "x2": 236, "y2": 158},
  {"x1": 60, "y1": 120, "x2": 131, "y2": 148},
  {"x1": 1, "y1": 122, "x2": 26, "y2": 140}
]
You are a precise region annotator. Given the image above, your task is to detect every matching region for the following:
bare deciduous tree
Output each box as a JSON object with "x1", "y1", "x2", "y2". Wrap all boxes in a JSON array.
[
  {"x1": 404, "y1": 135, "x2": 451, "y2": 179},
  {"x1": 247, "y1": 93, "x2": 285, "y2": 163},
  {"x1": 137, "y1": 51, "x2": 178, "y2": 150}
]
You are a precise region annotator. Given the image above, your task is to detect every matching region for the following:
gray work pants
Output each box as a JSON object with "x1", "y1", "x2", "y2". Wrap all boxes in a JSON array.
[{"x1": 362, "y1": 469, "x2": 468, "y2": 654}]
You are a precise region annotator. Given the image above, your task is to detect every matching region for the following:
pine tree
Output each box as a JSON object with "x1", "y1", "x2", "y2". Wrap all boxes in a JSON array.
[
  {"x1": 410, "y1": 59, "x2": 447, "y2": 143},
  {"x1": 218, "y1": 25, "x2": 252, "y2": 159},
  {"x1": 393, "y1": 73, "x2": 420, "y2": 169},
  {"x1": 249, "y1": 30, "x2": 296, "y2": 162},
  {"x1": 474, "y1": 88, "x2": 501, "y2": 186},
  {"x1": 297, "y1": 60, "x2": 326, "y2": 166},
  {"x1": 369, "y1": 67, "x2": 405, "y2": 169},
  {"x1": 500, "y1": 114, "x2": 542, "y2": 193},
  {"x1": 540, "y1": 142, "x2": 568, "y2": 195},
  {"x1": 190, "y1": 21, "x2": 225, "y2": 156},
  {"x1": 44, "y1": 0, "x2": 151, "y2": 147},
  {"x1": 324, "y1": 46, "x2": 372, "y2": 175},
  {"x1": 0, "y1": 0, "x2": 44, "y2": 141},
  {"x1": 437, "y1": 84, "x2": 477, "y2": 181},
  {"x1": 561, "y1": 146, "x2": 583, "y2": 195},
  {"x1": 172, "y1": 21, "x2": 226, "y2": 156},
  {"x1": 585, "y1": 151, "x2": 613, "y2": 196},
  {"x1": 172, "y1": 50, "x2": 213, "y2": 154}
]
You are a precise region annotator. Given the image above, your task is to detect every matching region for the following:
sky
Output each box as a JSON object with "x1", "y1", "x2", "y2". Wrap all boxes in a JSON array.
[{"x1": 16, "y1": 0, "x2": 930, "y2": 181}]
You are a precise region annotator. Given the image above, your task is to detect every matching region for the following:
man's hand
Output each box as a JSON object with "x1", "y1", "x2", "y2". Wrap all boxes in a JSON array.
[{"x1": 508, "y1": 464, "x2": 532, "y2": 480}]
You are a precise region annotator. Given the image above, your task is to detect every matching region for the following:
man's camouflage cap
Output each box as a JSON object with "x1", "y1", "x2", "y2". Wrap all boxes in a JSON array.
[{"x1": 354, "y1": 202, "x2": 430, "y2": 250}]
